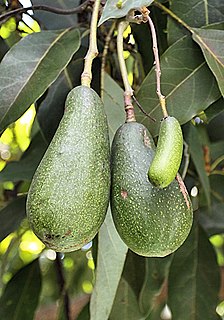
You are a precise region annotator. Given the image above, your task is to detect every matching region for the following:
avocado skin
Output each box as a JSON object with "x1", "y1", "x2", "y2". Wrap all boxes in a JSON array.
[
  {"x1": 148, "y1": 116, "x2": 183, "y2": 188},
  {"x1": 111, "y1": 122, "x2": 193, "y2": 257},
  {"x1": 26, "y1": 86, "x2": 110, "y2": 252}
]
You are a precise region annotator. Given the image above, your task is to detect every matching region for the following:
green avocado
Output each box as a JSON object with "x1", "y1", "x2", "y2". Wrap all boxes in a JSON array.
[
  {"x1": 148, "y1": 116, "x2": 183, "y2": 188},
  {"x1": 26, "y1": 85, "x2": 110, "y2": 252},
  {"x1": 111, "y1": 122, "x2": 193, "y2": 257}
]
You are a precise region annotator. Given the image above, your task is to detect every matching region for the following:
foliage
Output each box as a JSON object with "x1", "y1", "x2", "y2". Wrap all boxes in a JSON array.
[{"x1": 0, "y1": 0, "x2": 223, "y2": 319}]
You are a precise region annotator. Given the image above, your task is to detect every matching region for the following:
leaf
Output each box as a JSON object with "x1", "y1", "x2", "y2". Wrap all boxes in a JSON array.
[
  {"x1": 32, "y1": 0, "x2": 80, "y2": 30},
  {"x1": 205, "y1": 98, "x2": 224, "y2": 123},
  {"x1": 0, "y1": 131, "x2": 48, "y2": 182},
  {"x1": 186, "y1": 123, "x2": 211, "y2": 206},
  {"x1": 0, "y1": 28, "x2": 80, "y2": 132},
  {"x1": 98, "y1": 0, "x2": 154, "y2": 26},
  {"x1": 90, "y1": 209, "x2": 128, "y2": 320},
  {"x1": 136, "y1": 36, "x2": 221, "y2": 137},
  {"x1": 192, "y1": 28, "x2": 224, "y2": 96},
  {"x1": 103, "y1": 72, "x2": 125, "y2": 142},
  {"x1": 0, "y1": 196, "x2": 26, "y2": 241},
  {"x1": 166, "y1": 0, "x2": 224, "y2": 45},
  {"x1": 0, "y1": 259, "x2": 42, "y2": 320},
  {"x1": 198, "y1": 201, "x2": 224, "y2": 236},
  {"x1": 109, "y1": 277, "x2": 144, "y2": 320},
  {"x1": 168, "y1": 221, "x2": 221, "y2": 320},
  {"x1": 139, "y1": 256, "x2": 172, "y2": 317}
]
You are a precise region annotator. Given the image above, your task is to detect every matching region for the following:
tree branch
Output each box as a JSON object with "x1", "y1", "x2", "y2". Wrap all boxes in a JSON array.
[{"x1": 0, "y1": 0, "x2": 91, "y2": 24}]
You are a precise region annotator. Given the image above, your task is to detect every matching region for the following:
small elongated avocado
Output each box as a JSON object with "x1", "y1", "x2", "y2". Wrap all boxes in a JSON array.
[
  {"x1": 26, "y1": 85, "x2": 110, "y2": 252},
  {"x1": 148, "y1": 116, "x2": 183, "y2": 188},
  {"x1": 111, "y1": 122, "x2": 193, "y2": 257}
]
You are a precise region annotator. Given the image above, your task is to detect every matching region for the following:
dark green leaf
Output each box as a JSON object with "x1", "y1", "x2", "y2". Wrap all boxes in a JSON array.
[
  {"x1": 109, "y1": 277, "x2": 144, "y2": 320},
  {"x1": 198, "y1": 201, "x2": 224, "y2": 236},
  {"x1": 205, "y1": 98, "x2": 224, "y2": 123},
  {"x1": 0, "y1": 259, "x2": 42, "y2": 320},
  {"x1": 0, "y1": 196, "x2": 26, "y2": 241},
  {"x1": 207, "y1": 111, "x2": 224, "y2": 142},
  {"x1": 122, "y1": 251, "x2": 145, "y2": 299},
  {"x1": 167, "y1": 0, "x2": 224, "y2": 45},
  {"x1": 192, "y1": 28, "x2": 224, "y2": 96},
  {"x1": 168, "y1": 221, "x2": 221, "y2": 320},
  {"x1": 32, "y1": 0, "x2": 80, "y2": 30},
  {"x1": 103, "y1": 72, "x2": 125, "y2": 142},
  {"x1": 90, "y1": 209, "x2": 128, "y2": 320},
  {"x1": 98, "y1": 0, "x2": 154, "y2": 26},
  {"x1": 0, "y1": 131, "x2": 48, "y2": 182},
  {"x1": 0, "y1": 28, "x2": 80, "y2": 131},
  {"x1": 136, "y1": 36, "x2": 220, "y2": 136},
  {"x1": 186, "y1": 123, "x2": 211, "y2": 206},
  {"x1": 139, "y1": 256, "x2": 172, "y2": 317}
]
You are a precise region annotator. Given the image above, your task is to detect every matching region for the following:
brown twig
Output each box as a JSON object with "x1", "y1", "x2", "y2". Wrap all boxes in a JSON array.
[
  {"x1": 55, "y1": 253, "x2": 70, "y2": 320},
  {"x1": 0, "y1": 1, "x2": 90, "y2": 25},
  {"x1": 132, "y1": 95, "x2": 156, "y2": 122}
]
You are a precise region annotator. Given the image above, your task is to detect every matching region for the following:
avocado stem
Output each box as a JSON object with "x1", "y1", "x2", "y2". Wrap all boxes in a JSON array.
[
  {"x1": 147, "y1": 14, "x2": 168, "y2": 118},
  {"x1": 81, "y1": 0, "x2": 101, "y2": 87},
  {"x1": 117, "y1": 21, "x2": 136, "y2": 122}
]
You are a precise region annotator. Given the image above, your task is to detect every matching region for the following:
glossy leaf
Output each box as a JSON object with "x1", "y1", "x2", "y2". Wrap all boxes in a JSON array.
[
  {"x1": 136, "y1": 36, "x2": 221, "y2": 136},
  {"x1": 168, "y1": 221, "x2": 221, "y2": 320},
  {"x1": 0, "y1": 196, "x2": 26, "y2": 241},
  {"x1": 0, "y1": 259, "x2": 42, "y2": 320},
  {"x1": 90, "y1": 209, "x2": 128, "y2": 320},
  {"x1": 0, "y1": 131, "x2": 48, "y2": 182},
  {"x1": 109, "y1": 277, "x2": 143, "y2": 320},
  {"x1": 166, "y1": 0, "x2": 224, "y2": 45},
  {"x1": 205, "y1": 98, "x2": 224, "y2": 123},
  {"x1": 186, "y1": 123, "x2": 211, "y2": 206},
  {"x1": 0, "y1": 28, "x2": 80, "y2": 132},
  {"x1": 98, "y1": 0, "x2": 154, "y2": 26},
  {"x1": 192, "y1": 28, "x2": 224, "y2": 96}
]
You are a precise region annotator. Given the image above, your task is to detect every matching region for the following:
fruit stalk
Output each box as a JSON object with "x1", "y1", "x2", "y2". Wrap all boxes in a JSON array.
[
  {"x1": 81, "y1": 0, "x2": 101, "y2": 87},
  {"x1": 117, "y1": 20, "x2": 135, "y2": 122},
  {"x1": 146, "y1": 12, "x2": 168, "y2": 118}
]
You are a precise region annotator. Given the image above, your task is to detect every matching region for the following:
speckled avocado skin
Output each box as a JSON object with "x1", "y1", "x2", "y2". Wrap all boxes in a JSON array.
[
  {"x1": 111, "y1": 122, "x2": 193, "y2": 257},
  {"x1": 26, "y1": 86, "x2": 110, "y2": 252},
  {"x1": 148, "y1": 116, "x2": 183, "y2": 188}
]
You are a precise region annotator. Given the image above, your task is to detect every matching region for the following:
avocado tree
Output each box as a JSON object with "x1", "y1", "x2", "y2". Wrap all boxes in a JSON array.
[{"x1": 0, "y1": 0, "x2": 223, "y2": 319}]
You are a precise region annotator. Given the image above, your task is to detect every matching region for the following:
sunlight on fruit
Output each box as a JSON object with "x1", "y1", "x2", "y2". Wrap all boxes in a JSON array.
[
  {"x1": 0, "y1": 17, "x2": 17, "y2": 39},
  {"x1": 64, "y1": 257, "x2": 74, "y2": 269},
  {"x1": 210, "y1": 235, "x2": 224, "y2": 248},
  {"x1": 20, "y1": 230, "x2": 45, "y2": 254},
  {"x1": 3, "y1": 181, "x2": 14, "y2": 190},
  {"x1": 14, "y1": 105, "x2": 36, "y2": 151},
  {"x1": 82, "y1": 280, "x2": 93, "y2": 294},
  {"x1": 123, "y1": 25, "x2": 131, "y2": 39},
  {"x1": 216, "y1": 301, "x2": 224, "y2": 317},
  {"x1": 0, "y1": 233, "x2": 15, "y2": 255},
  {"x1": 86, "y1": 250, "x2": 95, "y2": 271}
]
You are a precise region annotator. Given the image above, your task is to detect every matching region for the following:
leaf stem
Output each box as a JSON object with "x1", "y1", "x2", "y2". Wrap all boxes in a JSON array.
[
  {"x1": 100, "y1": 21, "x2": 116, "y2": 100},
  {"x1": 117, "y1": 20, "x2": 135, "y2": 122},
  {"x1": 147, "y1": 13, "x2": 168, "y2": 118},
  {"x1": 81, "y1": 0, "x2": 101, "y2": 87},
  {"x1": 210, "y1": 155, "x2": 224, "y2": 172}
]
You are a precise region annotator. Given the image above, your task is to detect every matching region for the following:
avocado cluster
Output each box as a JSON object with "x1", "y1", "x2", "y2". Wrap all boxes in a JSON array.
[{"x1": 26, "y1": 87, "x2": 193, "y2": 256}]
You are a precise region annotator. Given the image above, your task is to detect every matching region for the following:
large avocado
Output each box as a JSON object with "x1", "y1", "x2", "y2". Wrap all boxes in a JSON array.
[
  {"x1": 111, "y1": 122, "x2": 193, "y2": 257},
  {"x1": 26, "y1": 85, "x2": 110, "y2": 252}
]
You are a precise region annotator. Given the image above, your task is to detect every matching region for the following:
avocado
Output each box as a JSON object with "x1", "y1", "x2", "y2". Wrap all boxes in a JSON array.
[
  {"x1": 148, "y1": 116, "x2": 183, "y2": 188},
  {"x1": 26, "y1": 85, "x2": 110, "y2": 252},
  {"x1": 111, "y1": 122, "x2": 193, "y2": 257}
]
